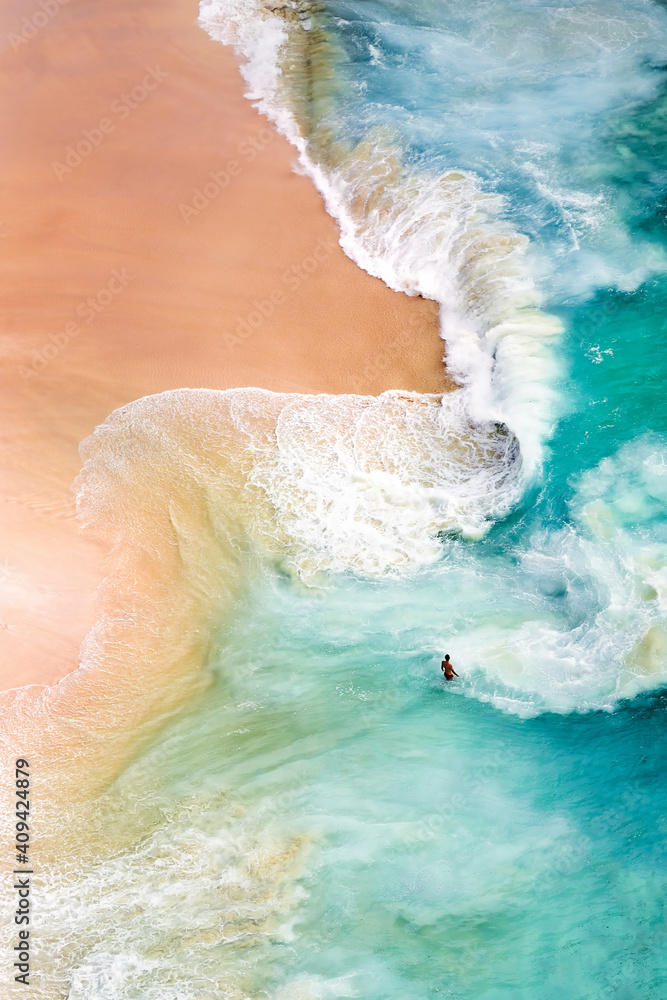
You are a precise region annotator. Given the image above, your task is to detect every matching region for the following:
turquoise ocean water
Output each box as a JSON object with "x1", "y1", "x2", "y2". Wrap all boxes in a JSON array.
[{"x1": 46, "y1": 2, "x2": 667, "y2": 997}]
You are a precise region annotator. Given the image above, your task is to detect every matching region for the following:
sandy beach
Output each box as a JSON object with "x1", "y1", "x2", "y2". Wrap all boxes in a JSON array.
[{"x1": 0, "y1": 0, "x2": 452, "y2": 695}]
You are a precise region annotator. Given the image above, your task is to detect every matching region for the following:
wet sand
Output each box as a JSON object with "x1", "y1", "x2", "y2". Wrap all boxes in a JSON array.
[{"x1": 0, "y1": 0, "x2": 452, "y2": 694}]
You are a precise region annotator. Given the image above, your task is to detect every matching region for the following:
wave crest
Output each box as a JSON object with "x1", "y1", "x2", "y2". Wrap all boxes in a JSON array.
[{"x1": 199, "y1": 0, "x2": 563, "y2": 475}]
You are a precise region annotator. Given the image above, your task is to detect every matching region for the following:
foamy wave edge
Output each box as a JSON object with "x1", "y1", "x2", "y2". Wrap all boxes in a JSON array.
[{"x1": 198, "y1": 0, "x2": 563, "y2": 478}]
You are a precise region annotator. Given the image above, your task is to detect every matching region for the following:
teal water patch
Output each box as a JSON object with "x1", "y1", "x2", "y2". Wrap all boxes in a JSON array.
[
  {"x1": 74, "y1": 578, "x2": 667, "y2": 998},
  {"x1": 597, "y1": 80, "x2": 667, "y2": 241},
  {"x1": 315, "y1": 0, "x2": 667, "y2": 296},
  {"x1": 548, "y1": 276, "x2": 667, "y2": 499}
]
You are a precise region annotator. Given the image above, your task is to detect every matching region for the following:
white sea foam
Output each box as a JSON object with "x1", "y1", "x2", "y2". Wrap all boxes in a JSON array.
[
  {"x1": 231, "y1": 389, "x2": 521, "y2": 576},
  {"x1": 198, "y1": 0, "x2": 562, "y2": 477},
  {"x1": 35, "y1": 783, "x2": 308, "y2": 1000},
  {"x1": 438, "y1": 436, "x2": 667, "y2": 714},
  {"x1": 76, "y1": 388, "x2": 521, "y2": 586},
  {"x1": 199, "y1": 0, "x2": 299, "y2": 145}
]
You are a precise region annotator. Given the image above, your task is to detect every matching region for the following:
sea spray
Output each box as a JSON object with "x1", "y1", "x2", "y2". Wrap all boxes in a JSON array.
[
  {"x1": 199, "y1": 0, "x2": 667, "y2": 476},
  {"x1": 199, "y1": 0, "x2": 564, "y2": 475}
]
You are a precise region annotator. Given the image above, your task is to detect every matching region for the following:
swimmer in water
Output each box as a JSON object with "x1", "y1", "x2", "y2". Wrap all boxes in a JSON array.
[{"x1": 441, "y1": 654, "x2": 459, "y2": 681}]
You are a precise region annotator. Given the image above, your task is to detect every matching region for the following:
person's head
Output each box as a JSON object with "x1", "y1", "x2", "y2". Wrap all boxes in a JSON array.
[{"x1": 444, "y1": 654, "x2": 450, "y2": 662}]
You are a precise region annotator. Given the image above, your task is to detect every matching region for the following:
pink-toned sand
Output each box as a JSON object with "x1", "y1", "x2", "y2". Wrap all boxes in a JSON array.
[{"x1": 0, "y1": 0, "x2": 452, "y2": 694}]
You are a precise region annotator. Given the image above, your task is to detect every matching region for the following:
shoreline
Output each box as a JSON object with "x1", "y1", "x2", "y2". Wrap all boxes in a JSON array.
[{"x1": 0, "y1": 0, "x2": 454, "y2": 696}]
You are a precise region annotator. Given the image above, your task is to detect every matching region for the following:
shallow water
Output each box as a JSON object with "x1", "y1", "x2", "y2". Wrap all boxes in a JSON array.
[
  {"x1": 41, "y1": 576, "x2": 667, "y2": 997},
  {"x1": 24, "y1": 0, "x2": 667, "y2": 996},
  {"x1": 193, "y1": 584, "x2": 667, "y2": 999}
]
